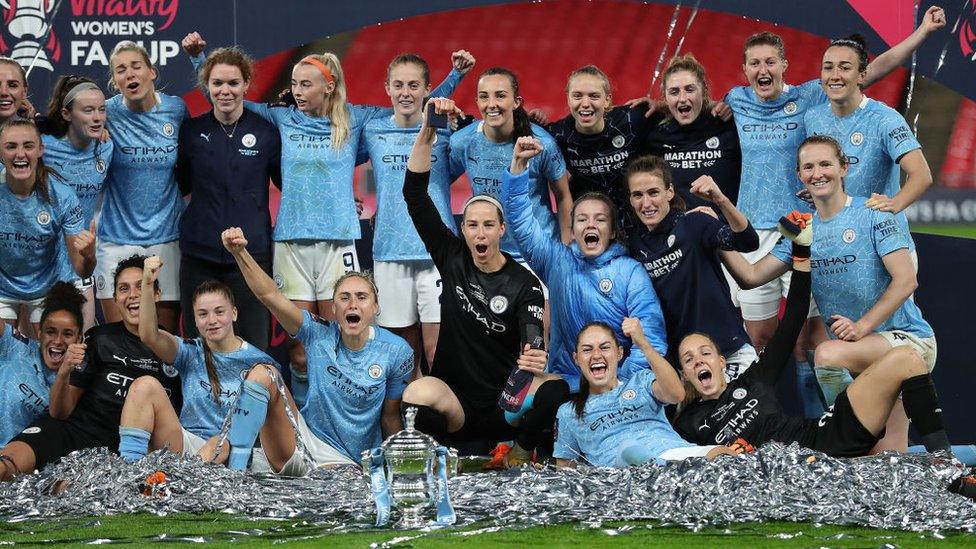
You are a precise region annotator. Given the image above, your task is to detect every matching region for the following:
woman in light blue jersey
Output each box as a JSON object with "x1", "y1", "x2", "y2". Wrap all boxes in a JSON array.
[
  {"x1": 723, "y1": 135, "x2": 935, "y2": 453},
  {"x1": 450, "y1": 67, "x2": 572, "y2": 326},
  {"x1": 182, "y1": 33, "x2": 466, "y2": 372},
  {"x1": 724, "y1": 11, "x2": 945, "y2": 418},
  {"x1": 95, "y1": 41, "x2": 187, "y2": 333},
  {"x1": 115, "y1": 256, "x2": 280, "y2": 463},
  {"x1": 0, "y1": 282, "x2": 85, "y2": 452},
  {"x1": 0, "y1": 119, "x2": 95, "y2": 333},
  {"x1": 554, "y1": 321, "x2": 733, "y2": 468},
  {"x1": 219, "y1": 228, "x2": 412, "y2": 475},
  {"x1": 806, "y1": 34, "x2": 932, "y2": 213},
  {"x1": 365, "y1": 51, "x2": 474, "y2": 376},
  {"x1": 43, "y1": 75, "x2": 113, "y2": 331}
]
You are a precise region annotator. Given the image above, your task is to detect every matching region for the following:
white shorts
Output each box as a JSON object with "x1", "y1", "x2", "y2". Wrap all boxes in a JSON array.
[
  {"x1": 724, "y1": 343, "x2": 759, "y2": 382},
  {"x1": 250, "y1": 411, "x2": 355, "y2": 476},
  {"x1": 0, "y1": 295, "x2": 45, "y2": 323},
  {"x1": 737, "y1": 229, "x2": 819, "y2": 321},
  {"x1": 880, "y1": 330, "x2": 937, "y2": 371},
  {"x1": 517, "y1": 259, "x2": 549, "y2": 300},
  {"x1": 374, "y1": 260, "x2": 442, "y2": 327},
  {"x1": 273, "y1": 240, "x2": 359, "y2": 302},
  {"x1": 94, "y1": 240, "x2": 181, "y2": 300},
  {"x1": 181, "y1": 428, "x2": 208, "y2": 456},
  {"x1": 659, "y1": 445, "x2": 722, "y2": 461}
]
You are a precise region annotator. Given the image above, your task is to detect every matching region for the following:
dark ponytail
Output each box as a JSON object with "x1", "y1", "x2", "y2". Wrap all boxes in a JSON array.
[
  {"x1": 192, "y1": 280, "x2": 237, "y2": 403},
  {"x1": 480, "y1": 67, "x2": 534, "y2": 140}
]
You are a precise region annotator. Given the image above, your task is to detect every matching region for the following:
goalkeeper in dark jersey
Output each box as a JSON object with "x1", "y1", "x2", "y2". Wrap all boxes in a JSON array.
[{"x1": 401, "y1": 98, "x2": 569, "y2": 467}]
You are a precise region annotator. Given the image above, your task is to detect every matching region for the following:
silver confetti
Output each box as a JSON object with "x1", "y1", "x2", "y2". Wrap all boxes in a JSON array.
[{"x1": 0, "y1": 442, "x2": 974, "y2": 538}]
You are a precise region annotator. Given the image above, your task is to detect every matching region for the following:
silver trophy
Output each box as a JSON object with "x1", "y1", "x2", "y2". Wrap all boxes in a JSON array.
[{"x1": 362, "y1": 407, "x2": 458, "y2": 528}]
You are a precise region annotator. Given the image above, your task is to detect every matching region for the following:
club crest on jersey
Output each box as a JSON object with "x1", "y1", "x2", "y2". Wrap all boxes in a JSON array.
[
  {"x1": 273, "y1": 274, "x2": 284, "y2": 289},
  {"x1": 490, "y1": 295, "x2": 509, "y2": 314},
  {"x1": 241, "y1": 133, "x2": 257, "y2": 148},
  {"x1": 705, "y1": 137, "x2": 720, "y2": 149},
  {"x1": 598, "y1": 278, "x2": 613, "y2": 294},
  {"x1": 36, "y1": 210, "x2": 51, "y2": 226},
  {"x1": 850, "y1": 132, "x2": 864, "y2": 146},
  {"x1": 732, "y1": 388, "x2": 747, "y2": 399},
  {"x1": 842, "y1": 228, "x2": 857, "y2": 243},
  {"x1": 95, "y1": 158, "x2": 106, "y2": 173},
  {"x1": 163, "y1": 363, "x2": 179, "y2": 378},
  {"x1": 621, "y1": 389, "x2": 637, "y2": 400},
  {"x1": 96, "y1": 275, "x2": 106, "y2": 291},
  {"x1": 162, "y1": 123, "x2": 175, "y2": 137},
  {"x1": 368, "y1": 364, "x2": 383, "y2": 379},
  {"x1": 612, "y1": 135, "x2": 626, "y2": 148},
  {"x1": 784, "y1": 101, "x2": 797, "y2": 114},
  {"x1": 667, "y1": 234, "x2": 676, "y2": 247}
]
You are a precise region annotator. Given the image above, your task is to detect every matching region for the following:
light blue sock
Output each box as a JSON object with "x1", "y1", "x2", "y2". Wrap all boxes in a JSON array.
[
  {"x1": 815, "y1": 365, "x2": 854, "y2": 407},
  {"x1": 503, "y1": 394, "x2": 535, "y2": 426},
  {"x1": 795, "y1": 360, "x2": 826, "y2": 418},
  {"x1": 227, "y1": 380, "x2": 270, "y2": 471},
  {"x1": 118, "y1": 426, "x2": 151, "y2": 463}
]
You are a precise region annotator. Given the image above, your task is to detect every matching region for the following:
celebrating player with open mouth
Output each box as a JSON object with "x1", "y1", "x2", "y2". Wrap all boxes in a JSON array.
[
  {"x1": 219, "y1": 228, "x2": 412, "y2": 475},
  {"x1": 502, "y1": 135, "x2": 668, "y2": 394},
  {"x1": 0, "y1": 282, "x2": 85, "y2": 453},
  {"x1": 400, "y1": 98, "x2": 564, "y2": 467},
  {"x1": 0, "y1": 118, "x2": 95, "y2": 334}
]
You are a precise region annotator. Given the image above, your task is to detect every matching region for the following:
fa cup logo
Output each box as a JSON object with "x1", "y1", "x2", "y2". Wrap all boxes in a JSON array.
[{"x1": 0, "y1": 0, "x2": 61, "y2": 73}]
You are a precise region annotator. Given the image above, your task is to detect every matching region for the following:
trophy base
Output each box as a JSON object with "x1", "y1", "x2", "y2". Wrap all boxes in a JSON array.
[{"x1": 395, "y1": 506, "x2": 427, "y2": 529}]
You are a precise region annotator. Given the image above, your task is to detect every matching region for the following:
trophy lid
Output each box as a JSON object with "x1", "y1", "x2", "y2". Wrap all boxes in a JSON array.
[{"x1": 383, "y1": 406, "x2": 437, "y2": 453}]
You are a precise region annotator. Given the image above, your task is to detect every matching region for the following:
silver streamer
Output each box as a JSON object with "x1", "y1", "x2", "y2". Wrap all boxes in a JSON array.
[
  {"x1": 671, "y1": 0, "x2": 701, "y2": 59},
  {"x1": 1, "y1": 442, "x2": 974, "y2": 541},
  {"x1": 649, "y1": 3, "x2": 683, "y2": 93},
  {"x1": 208, "y1": 363, "x2": 314, "y2": 469},
  {"x1": 905, "y1": 1, "x2": 920, "y2": 134}
]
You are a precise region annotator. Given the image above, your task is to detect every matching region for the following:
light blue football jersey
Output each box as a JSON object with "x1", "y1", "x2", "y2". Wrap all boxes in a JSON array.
[
  {"x1": 100, "y1": 93, "x2": 186, "y2": 245},
  {"x1": 173, "y1": 337, "x2": 280, "y2": 439},
  {"x1": 294, "y1": 311, "x2": 413, "y2": 461},
  {"x1": 726, "y1": 80, "x2": 822, "y2": 229},
  {"x1": 771, "y1": 196, "x2": 932, "y2": 337},
  {"x1": 449, "y1": 122, "x2": 566, "y2": 260},
  {"x1": 363, "y1": 116, "x2": 458, "y2": 261},
  {"x1": 553, "y1": 369, "x2": 693, "y2": 467},
  {"x1": 0, "y1": 327, "x2": 56, "y2": 445},
  {"x1": 0, "y1": 179, "x2": 84, "y2": 299}
]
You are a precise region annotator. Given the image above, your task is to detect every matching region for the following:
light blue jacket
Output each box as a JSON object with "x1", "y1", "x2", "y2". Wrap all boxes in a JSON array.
[{"x1": 502, "y1": 169, "x2": 668, "y2": 392}]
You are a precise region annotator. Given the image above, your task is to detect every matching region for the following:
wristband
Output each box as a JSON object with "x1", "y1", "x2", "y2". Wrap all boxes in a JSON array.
[{"x1": 792, "y1": 242, "x2": 810, "y2": 260}]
